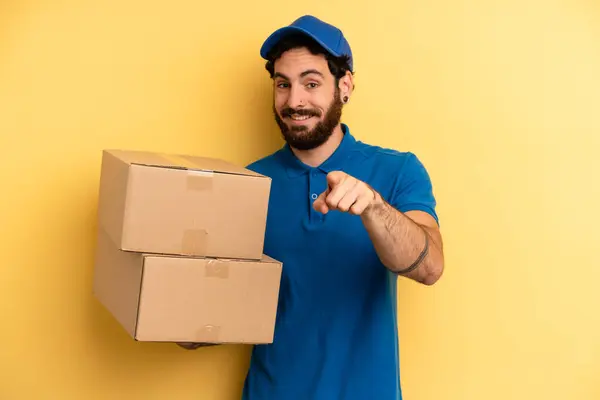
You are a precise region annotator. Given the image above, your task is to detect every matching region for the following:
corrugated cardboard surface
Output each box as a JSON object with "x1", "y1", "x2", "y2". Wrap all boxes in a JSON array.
[
  {"x1": 97, "y1": 149, "x2": 271, "y2": 260},
  {"x1": 93, "y1": 228, "x2": 283, "y2": 344}
]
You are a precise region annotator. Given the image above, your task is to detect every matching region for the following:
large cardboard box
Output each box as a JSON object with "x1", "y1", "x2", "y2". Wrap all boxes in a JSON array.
[
  {"x1": 97, "y1": 149, "x2": 271, "y2": 260},
  {"x1": 93, "y1": 228, "x2": 283, "y2": 343}
]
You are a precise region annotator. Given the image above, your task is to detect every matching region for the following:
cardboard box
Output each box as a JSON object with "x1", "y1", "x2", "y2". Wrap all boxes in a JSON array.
[
  {"x1": 93, "y1": 228, "x2": 283, "y2": 343},
  {"x1": 97, "y1": 149, "x2": 271, "y2": 260}
]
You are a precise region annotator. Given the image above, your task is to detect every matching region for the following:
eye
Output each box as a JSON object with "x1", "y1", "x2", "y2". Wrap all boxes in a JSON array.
[
  {"x1": 306, "y1": 82, "x2": 319, "y2": 89},
  {"x1": 276, "y1": 82, "x2": 289, "y2": 89}
]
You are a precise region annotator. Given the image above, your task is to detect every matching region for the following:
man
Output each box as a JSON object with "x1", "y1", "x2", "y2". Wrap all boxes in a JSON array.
[
  {"x1": 236, "y1": 15, "x2": 445, "y2": 400},
  {"x1": 183, "y1": 14, "x2": 445, "y2": 399}
]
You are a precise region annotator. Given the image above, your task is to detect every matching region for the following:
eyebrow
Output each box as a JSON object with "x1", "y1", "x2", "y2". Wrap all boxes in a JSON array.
[{"x1": 273, "y1": 69, "x2": 325, "y2": 80}]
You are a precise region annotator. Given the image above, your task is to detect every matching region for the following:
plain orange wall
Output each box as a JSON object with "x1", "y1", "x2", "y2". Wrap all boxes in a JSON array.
[{"x1": 1, "y1": 1, "x2": 599, "y2": 399}]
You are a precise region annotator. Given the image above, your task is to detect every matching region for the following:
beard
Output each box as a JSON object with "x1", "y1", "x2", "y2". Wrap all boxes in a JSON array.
[{"x1": 273, "y1": 89, "x2": 343, "y2": 151}]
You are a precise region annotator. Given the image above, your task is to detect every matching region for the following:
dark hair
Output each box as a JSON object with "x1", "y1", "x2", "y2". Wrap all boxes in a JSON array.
[{"x1": 264, "y1": 33, "x2": 353, "y2": 82}]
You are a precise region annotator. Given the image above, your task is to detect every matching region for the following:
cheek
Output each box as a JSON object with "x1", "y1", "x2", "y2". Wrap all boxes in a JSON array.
[
  {"x1": 273, "y1": 93, "x2": 287, "y2": 110},
  {"x1": 313, "y1": 91, "x2": 334, "y2": 112}
]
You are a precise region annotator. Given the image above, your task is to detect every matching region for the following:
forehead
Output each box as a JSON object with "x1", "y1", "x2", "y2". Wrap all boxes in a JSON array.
[{"x1": 273, "y1": 47, "x2": 330, "y2": 79}]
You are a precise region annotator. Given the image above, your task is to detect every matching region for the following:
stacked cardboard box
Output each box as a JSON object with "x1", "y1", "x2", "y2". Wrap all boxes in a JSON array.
[{"x1": 92, "y1": 149, "x2": 282, "y2": 345}]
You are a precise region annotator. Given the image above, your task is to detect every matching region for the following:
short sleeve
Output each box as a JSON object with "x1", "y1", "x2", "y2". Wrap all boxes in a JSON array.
[{"x1": 390, "y1": 153, "x2": 439, "y2": 225}]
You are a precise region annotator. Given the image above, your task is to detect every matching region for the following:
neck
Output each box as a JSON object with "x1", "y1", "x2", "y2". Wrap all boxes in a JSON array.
[{"x1": 290, "y1": 124, "x2": 344, "y2": 168}]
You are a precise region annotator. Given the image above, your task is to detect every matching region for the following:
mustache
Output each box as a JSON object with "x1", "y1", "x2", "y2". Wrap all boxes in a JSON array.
[{"x1": 280, "y1": 107, "x2": 321, "y2": 118}]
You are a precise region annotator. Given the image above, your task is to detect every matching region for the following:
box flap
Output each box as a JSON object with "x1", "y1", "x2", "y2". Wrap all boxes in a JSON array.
[{"x1": 104, "y1": 149, "x2": 265, "y2": 178}]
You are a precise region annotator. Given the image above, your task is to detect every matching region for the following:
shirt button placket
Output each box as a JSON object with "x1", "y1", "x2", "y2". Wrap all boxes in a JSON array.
[{"x1": 308, "y1": 169, "x2": 325, "y2": 224}]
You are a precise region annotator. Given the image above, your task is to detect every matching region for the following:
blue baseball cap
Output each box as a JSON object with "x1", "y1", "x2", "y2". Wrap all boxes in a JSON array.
[{"x1": 260, "y1": 15, "x2": 354, "y2": 72}]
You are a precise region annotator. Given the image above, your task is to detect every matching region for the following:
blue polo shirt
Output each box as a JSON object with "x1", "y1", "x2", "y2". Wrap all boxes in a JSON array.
[{"x1": 242, "y1": 124, "x2": 438, "y2": 400}]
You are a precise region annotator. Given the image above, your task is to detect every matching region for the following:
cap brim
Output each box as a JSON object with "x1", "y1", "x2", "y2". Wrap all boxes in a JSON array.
[{"x1": 259, "y1": 26, "x2": 341, "y2": 60}]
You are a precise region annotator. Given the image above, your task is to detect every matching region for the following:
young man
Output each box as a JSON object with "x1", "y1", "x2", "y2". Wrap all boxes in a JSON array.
[{"x1": 236, "y1": 15, "x2": 445, "y2": 400}]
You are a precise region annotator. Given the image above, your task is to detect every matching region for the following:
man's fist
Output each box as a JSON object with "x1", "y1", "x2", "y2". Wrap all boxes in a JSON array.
[
  {"x1": 176, "y1": 342, "x2": 214, "y2": 350},
  {"x1": 313, "y1": 171, "x2": 376, "y2": 215}
]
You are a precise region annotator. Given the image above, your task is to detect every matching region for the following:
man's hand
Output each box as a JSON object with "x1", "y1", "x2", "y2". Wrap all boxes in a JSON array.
[
  {"x1": 313, "y1": 171, "x2": 378, "y2": 215},
  {"x1": 176, "y1": 342, "x2": 213, "y2": 350}
]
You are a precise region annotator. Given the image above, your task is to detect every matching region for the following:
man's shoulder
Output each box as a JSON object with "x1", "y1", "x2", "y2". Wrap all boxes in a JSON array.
[
  {"x1": 353, "y1": 139, "x2": 437, "y2": 216},
  {"x1": 354, "y1": 139, "x2": 425, "y2": 173},
  {"x1": 245, "y1": 149, "x2": 284, "y2": 177}
]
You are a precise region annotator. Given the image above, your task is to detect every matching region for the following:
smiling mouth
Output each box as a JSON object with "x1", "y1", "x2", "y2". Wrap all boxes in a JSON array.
[{"x1": 288, "y1": 114, "x2": 313, "y2": 121}]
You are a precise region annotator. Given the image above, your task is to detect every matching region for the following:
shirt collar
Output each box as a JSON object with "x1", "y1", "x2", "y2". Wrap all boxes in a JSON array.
[{"x1": 280, "y1": 123, "x2": 358, "y2": 178}]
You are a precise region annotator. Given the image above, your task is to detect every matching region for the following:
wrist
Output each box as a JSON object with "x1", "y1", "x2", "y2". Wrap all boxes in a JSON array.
[{"x1": 363, "y1": 187, "x2": 385, "y2": 217}]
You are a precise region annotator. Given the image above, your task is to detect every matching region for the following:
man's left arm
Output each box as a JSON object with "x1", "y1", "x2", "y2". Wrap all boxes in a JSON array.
[
  {"x1": 359, "y1": 194, "x2": 444, "y2": 285},
  {"x1": 313, "y1": 156, "x2": 444, "y2": 286}
]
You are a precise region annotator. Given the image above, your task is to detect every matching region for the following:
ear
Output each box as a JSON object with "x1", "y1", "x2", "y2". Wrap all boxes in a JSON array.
[{"x1": 338, "y1": 70, "x2": 354, "y2": 103}]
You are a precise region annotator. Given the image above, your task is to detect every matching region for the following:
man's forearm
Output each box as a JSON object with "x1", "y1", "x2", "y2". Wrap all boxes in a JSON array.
[{"x1": 360, "y1": 191, "x2": 444, "y2": 285}]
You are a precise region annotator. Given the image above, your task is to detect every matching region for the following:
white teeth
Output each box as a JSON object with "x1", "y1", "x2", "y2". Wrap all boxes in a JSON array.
[{"x1": 290, "y1": 114, "x2": 310, "y2": 121}]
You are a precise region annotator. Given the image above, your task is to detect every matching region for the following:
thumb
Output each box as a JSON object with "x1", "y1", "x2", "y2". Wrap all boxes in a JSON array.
[{"x1": 312, "y1": 191, "x2": 329, "y2": 214}]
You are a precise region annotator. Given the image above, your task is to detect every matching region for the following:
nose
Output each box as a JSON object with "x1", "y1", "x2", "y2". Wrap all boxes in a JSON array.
[{"x1": 287, "y1": 85, "x2": 306, "y2": 109}]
